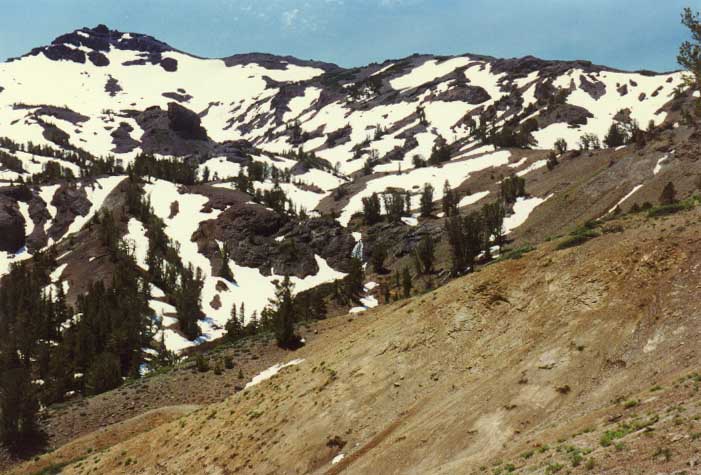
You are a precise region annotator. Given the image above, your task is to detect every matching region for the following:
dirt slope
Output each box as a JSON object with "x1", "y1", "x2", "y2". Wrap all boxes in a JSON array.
[{"x1": 16, "y1": 207, "x2": 701, "y2": 475}]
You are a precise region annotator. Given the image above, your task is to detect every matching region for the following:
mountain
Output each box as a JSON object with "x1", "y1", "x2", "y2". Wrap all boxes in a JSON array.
[
  {"x1": 2, "y1": 24, "x2": 701, "y2": 474},
  {"x1": 0, "y1": 24, "x2": 694, "y2": 347},
  {"x1": 0, "y1": 25, "x2": 682, "y2": 163}
]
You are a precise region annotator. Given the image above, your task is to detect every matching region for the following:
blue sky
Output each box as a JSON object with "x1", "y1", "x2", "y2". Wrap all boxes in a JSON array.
[{"x1": 0, "y1": 0, "x2": 693, "y2": 72}]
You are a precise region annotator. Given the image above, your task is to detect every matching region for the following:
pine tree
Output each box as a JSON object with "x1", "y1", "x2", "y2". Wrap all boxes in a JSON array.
[
  {"x1": 428, "y1": 142, "x2": 451, "y2": 165},
  {"x1": 344, "y1": 258, "x2": 365, "y2": 300},
  {"x1": 420, "y1": 183, "x2": 434, "y2": 217},
  {"x1": 85, "y1": 352, "x2": 122, "y2": 395},
  {"x1": 382, "y1": 191, "x2": 405, "y2": 223},
  {"x1": 225, "y1": 303, "x2": 243, "y2": 340},
  {"x1": 270, "y1": 276, "x2": 299, "y2": 348},
  {"x1": 196, "y1": 354, "x2": 210, "y2": 372},
  {"x1": 500, "y1": 175, "x2": 526, "y2": 204},
  {"x1": 401, "y1": 268, "x2": 412, "y2": 298},
  {"x1": 554, "y1": 138, "x2": 568, "y2": 156},
  {"x1": 362, "y1": 193, "x2": 382, "y2": 225},
  {"x1": 442, "y1": 181, "x2": 458, "y2": 217},
  {"x1": 481, "y1": 202, "x2": 505, "y2": 252},
  {"x1": 462, "y1": 211, "x2": 484, "y2": 271},
  {"x1": 0, "y1": 366, "x2": 39, "y2": 446},
  {"x1": 175, "y1": 265, "x2": 204, "y2": 341},
  {"x1": 370, "y1": 243, "x2": 387, "y2": 274},
  {"x1": 219, "y1": 242, "x2": 234, "y2": 282},
  {"x1": 445, "y1": 215, "x2": 466, "y2": 275},
  {"x1": 604, "y1": 122, "x2": 626, "y2": 148},
  {"x1": 414, "y1": 235, "x2": 435, "y2": 275},
  {"x1": 679, "y1": 8, "x2": 701, "y2": 90},
  {"x1": 381, "y1": 282, "x2": 391, "y2": 303}
]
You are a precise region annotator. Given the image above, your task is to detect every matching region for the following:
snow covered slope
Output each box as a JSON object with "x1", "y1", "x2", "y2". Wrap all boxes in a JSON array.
[
  {"x1": 0, "y1": 25, "x2": 692, "y2": 354},
  {"x1": 0, "y1": 26, "x2": 684, "y2": 170}
]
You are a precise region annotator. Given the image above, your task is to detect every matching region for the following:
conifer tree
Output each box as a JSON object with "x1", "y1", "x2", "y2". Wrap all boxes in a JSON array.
[
  {"x1": 371, "y1": 242, "x2": 387, "y2": 274},
  {"x1": 344, "y1": 257, "x2": 365, "y2": 300},
  {"x1": 442, "y1": 181, "x2": 458, "y2": 217},
  {"x1": 445, "y1": 215, "x2": 466, "y2": 275},
  {"x1": 270, "y1": 275, "x2": 299, "y2": 348},
  {"x1": 219, "y1": 242, "x2": 234, "y2": 282},
  {"x1": 225, "y1": 303, "x2": 243, "y2": 340},
  {"x1": 414, "y1": 235, "x2": 435, "y2": 275},
  {"x1": 0, "y1": 366, "x2": 38, "y2": 446},
  {"x1": 85, "y1": 352, "x2": 122, "y2": 395},
  {"x1": 362, "y1": 193, "x2": 382, "y2": 225},
  {"x1": 481, "y1": 202, "x2": 505, "y2": 252},
  {"x1": 382, "y1": 191, "x2": 406, "y2": 223},
  {"x1": 554, "y1": 138, "x2": 568, "y2": 156},
  {"x1": 420, "y1": 183, "x2": 434, "y2": 217},
  {"x1": 175, "y1": 265, "x2": 204, "y2": 341},
  {"x1": 604, "y1": 122, "x2": 626, "y2": 148},
  {"x1": 401, "y1": 268, "x2": 412, "y2": 298},
  {"x1": 679, "y1": 7, "x2": 701, "y2": 90},
  {"x1": 500, "y1": 175, "x2": 526, "y2": 204}
]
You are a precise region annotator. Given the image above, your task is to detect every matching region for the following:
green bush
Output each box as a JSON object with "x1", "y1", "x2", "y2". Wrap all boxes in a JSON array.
[
  {"x1": 647, "y1": 202, "x2": 687, "y2": 218},
  {"x1": 499, "y1": 245, "x2": 535, "y2": 261},
  {"x1": 196, "y1": 354, "x2": 210, "y2": 373},
  {"x1": 556, "y1": 229, "x2": 599, "y2": 250}
]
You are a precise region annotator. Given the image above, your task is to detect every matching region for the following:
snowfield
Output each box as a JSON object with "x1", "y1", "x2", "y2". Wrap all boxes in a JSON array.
[
  {"x1": 533, "y1": 69, "x2": 683, "y2": 149},
  {"x1": 125, "y1": 218, "x2": 149, "y2": 270},
  {"x1": 142, "y1": 179, "x2": 347, "y2": 352},
  {"x1": 0, "y1": 40, "x2": 325, "y2": 157},
  {"x1": 0, "y1": 28, "x2": 692, "y2": 356},
  {"x1": 66, "y1": 176, "x2": 126, "y2": 236},
  {"x1": 338, "y1": 150, "x2": 511, "y2": 226},
  {"x1": 503, "y1": 195, "x2": 550, "y2": 234}
]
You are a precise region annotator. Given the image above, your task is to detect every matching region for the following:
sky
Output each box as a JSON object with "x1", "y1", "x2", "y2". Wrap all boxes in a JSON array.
[{"x1": 0, "y1": 0, "x2": 694, "y2": 72}]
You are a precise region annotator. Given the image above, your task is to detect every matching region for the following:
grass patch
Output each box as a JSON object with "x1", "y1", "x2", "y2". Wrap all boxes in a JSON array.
[
  {"x1": 556, "y1": 220, "x2": 602, "y2": 250},
  {"x1": 556, "y1": 229, "x2": 599, "y2": 250},
  {"x1": 646, "y1": 196, "x2": 700, "y2": 219},
  {"x1": 31, "y1": 457, "x2": 87, "y2": 475},
  {"x1": 600, "y1": 415, "x2": 658, "y2": 447},
  {"x1": 498, "y1": 245, "x2": 535, "y2": 261}
]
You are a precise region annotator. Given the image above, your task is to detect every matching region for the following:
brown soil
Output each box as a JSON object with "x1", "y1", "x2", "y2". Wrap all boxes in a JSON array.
[{"x1": 14, "y1": 205, "x2": 701, "y2": 475}]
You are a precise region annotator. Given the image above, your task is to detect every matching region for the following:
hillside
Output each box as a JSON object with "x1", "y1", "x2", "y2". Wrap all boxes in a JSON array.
[
  {"x1": 0, "y1": 25, "x2": 693, "y2": 348},
  {"x1": 2, "y1": 22, "x2": 701, "y2": 474},
  {"x1": 12, "y1": 203, "x2": 701, "y2": 474}
]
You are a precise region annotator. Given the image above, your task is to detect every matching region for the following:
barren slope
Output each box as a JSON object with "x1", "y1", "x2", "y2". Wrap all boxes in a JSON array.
[{"x1": 18, "y1": 205, "x2": 701, "y2": 475}]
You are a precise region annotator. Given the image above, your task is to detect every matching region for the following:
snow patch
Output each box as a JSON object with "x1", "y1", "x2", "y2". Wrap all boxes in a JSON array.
[
  {"x1": 503, "y1": 196, "x2": 549, "y2": 234},
  {"x1": 245, "y1": 359, "x2": 304, "y2": 390}
]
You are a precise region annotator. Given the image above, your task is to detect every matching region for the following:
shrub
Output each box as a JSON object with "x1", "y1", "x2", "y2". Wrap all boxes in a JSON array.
[
  {"x1": 499, "y1": 245, "x2": 535, "y2": 261},
  {"x1": 196, "y1": 355, "x2": 210, "y2": 373},
  {"x1": 647, "y1": 203, "x2": 686, "y2": 218},
  {"x1": 556, "y1": 229, "x2": 599, "y2": 250}
]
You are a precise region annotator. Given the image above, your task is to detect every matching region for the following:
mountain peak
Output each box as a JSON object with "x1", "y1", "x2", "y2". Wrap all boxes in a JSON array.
[
  {"x1": 56, "y1": 25, "x2": 174, "y2": 54},
  {"x1": 8, "y1": 25, "x2": 177, "y2": 66}
]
